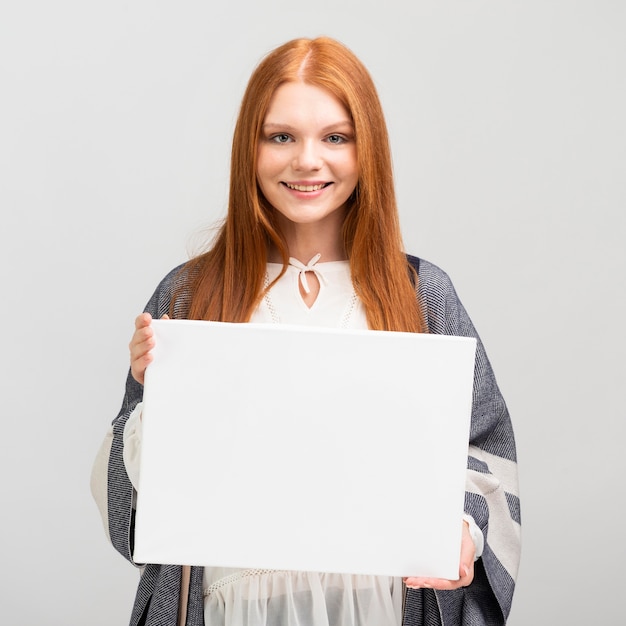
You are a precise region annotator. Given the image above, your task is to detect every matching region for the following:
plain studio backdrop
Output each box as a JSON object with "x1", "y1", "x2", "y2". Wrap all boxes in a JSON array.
[{"x1": 1, "y1": 1, "x2": 624, "y2": 624}]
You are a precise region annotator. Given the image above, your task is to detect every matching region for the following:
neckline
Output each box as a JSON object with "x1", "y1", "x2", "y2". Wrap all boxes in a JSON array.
[{"x1": 266, "y1": 260, "x2": 349, "y2": 268}]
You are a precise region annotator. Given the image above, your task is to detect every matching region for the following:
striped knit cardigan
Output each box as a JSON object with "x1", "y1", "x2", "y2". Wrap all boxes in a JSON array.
[{"x1": 91, "y1": 255, "x2": 521, "y2": 626}]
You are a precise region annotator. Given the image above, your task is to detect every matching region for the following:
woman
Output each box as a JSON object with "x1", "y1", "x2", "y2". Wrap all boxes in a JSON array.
[{"x1": 92, "y1": 37, "x2": 521, "y2": 626}]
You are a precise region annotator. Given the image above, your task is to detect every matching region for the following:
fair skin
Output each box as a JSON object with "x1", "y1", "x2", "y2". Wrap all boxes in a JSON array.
[
  {"x1": 257, "y1": 81, "x2": 359, "y2": 307},
  {"x1": 128, "y1": 80, "x2": 476, "y2": 590},
  {"x1": 129, "y1": 312, "x2": 168, "y2": 386}
]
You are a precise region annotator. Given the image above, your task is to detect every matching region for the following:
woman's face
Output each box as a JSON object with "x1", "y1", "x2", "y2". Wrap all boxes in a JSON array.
[{"x1": 257, "y1": 82, "x2": 358, "y2": 233}]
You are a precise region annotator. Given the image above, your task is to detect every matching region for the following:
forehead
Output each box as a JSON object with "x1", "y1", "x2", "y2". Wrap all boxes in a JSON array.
[{"x1": 263, "y1": 82, "x2": 352, "y2": 126}]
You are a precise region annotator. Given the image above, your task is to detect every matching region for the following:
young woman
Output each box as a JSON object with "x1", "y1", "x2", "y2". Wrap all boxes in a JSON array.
[{"x1": 92, "y1": 37, "x2": 520, "y2": 626}]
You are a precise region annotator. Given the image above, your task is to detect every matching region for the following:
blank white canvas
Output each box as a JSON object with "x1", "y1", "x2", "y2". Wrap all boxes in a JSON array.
[{"x1": 133, "y1": 320, "x2": 476, "y2": 579}]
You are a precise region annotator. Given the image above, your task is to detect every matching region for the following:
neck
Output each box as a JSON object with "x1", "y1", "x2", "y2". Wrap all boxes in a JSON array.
[{"x1": 269, "y1": 211, "x2": 348, "y2": 264}]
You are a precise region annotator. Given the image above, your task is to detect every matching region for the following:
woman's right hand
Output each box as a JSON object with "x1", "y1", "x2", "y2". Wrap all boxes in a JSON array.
[{"x1": 129, "y1": 313, "x2": 169, "y2": 384}]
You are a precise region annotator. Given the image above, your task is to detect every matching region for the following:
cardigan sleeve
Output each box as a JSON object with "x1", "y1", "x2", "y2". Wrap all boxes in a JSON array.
[
  {"x1": 104, "y1": 264, "x2": 189, "y2": 566},
  {"x1": 415, "y1": 258, "x2": 521, "y2": 624}
]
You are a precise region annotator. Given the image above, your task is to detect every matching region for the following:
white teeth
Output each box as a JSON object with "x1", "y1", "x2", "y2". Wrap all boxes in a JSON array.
[{"x1": 285, "y1": 183, "x2": 326, "y2": 192}]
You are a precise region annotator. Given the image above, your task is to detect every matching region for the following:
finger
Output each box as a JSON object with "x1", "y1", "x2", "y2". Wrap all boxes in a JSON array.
[
  {"x1": 129, "y1": 313, "x2": 156, "y2": 385},
  {"x1": 135, "y1": 312, "x2": 153, "y2": 330},
  {"x1": 130, "y1": 329, "x2": 155, "y2": 352},
  {"x1": 131, "y1": 353, "x2": 153, "y2": 373},
  {"x1": 403, "y1": 576, "x2": 460, "y2": 591},
  {"x1": 452, "y1": 558, "x2": 474, "y2": 589},
  {"x1": 129, "y1": 320, "x2": 155, "y2": 353},
  {"x1": 161, "y1": 314, "x2": 170, "y2": 320},
  {"x1": 403, "y1": 576, "x2": 432, "y2": 589},
  {"x1": 129, "y1": 340, "x2": 155, "y2": 370},
  {"x1": 458, "y1": 522, "x2": 476, "y2": 584},
  {"x1": 130, "y1": 336, "x2": 155, "y2": 369},
  {"x1": 130, "y1": 349, "x2": 154, "y2": 385},
  {"x1": 458, "y1": 559, "x2": 474, "y2": 585},
  {"x1": 130, "y1": 341, "x2": 155, "y2": 365}
]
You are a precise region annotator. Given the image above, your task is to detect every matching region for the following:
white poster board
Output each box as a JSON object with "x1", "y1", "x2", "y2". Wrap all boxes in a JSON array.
[{"x1": 134, "y1": 320, "x2": 476, "y2": 579}]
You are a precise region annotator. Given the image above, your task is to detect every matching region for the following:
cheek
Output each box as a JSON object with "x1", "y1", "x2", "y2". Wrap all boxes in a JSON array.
[
  {"x1": 338, "y1": 148, "x2": 358, "y2": 181},
  {"x1": 257, "y1": 147, "x2": 284, "y2": 182},
  {"x1": 341, "y1": 168, "x2": 359, "y2": 194},
  {"x1": 256, "y1": 154, "x2": 282, "y2": 205}
]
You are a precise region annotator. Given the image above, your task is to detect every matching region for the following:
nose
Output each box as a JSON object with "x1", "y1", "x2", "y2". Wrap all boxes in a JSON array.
[{"x1": 293, "y1": 139, "x2": 322, "y2": 171}]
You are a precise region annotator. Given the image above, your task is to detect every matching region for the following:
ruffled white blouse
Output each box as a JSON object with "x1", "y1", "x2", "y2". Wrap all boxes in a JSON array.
[{"x1": 123, "y1": 256, "x2": 481, "y2": 625}]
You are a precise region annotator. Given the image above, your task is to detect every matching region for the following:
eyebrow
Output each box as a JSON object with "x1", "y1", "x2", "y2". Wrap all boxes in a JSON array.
[{"x1": 262, "y1": 121, "x2": 354, "y2": 133}]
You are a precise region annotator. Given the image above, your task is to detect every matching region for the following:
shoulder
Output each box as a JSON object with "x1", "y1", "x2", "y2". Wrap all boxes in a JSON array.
[
  {"x1": 144, "y1": 261, "x2": 195, "y2": 318},
  {"x1": 159, "y1": 261, "x2": 191, "y2": 290},
  {"x1": 406, "y1": 254, "x2": 456, "y2": 295},
  {"x1": 406, "y1": 254, "x2": 466, "y2": 334}
]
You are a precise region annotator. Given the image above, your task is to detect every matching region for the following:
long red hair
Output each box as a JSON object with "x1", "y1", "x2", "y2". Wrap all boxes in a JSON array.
[{"x1": 177, "y1": 37, "x2": 426, "y2": 333}]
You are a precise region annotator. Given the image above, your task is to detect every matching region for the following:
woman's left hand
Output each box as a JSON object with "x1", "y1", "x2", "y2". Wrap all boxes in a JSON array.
[{"x1": 403, "y1": 521, "x2": 475, "y2": 591}]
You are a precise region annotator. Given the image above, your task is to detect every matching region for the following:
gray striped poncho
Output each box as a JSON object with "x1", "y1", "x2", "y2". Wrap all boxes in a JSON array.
[{"x1": 91, "y1": 255, "x2": 521, "y2": 626}]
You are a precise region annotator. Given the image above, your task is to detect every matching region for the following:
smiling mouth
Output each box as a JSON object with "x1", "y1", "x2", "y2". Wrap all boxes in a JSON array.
[{"x1": 283, "y1": 182, "x2": 331, "y2": 192}]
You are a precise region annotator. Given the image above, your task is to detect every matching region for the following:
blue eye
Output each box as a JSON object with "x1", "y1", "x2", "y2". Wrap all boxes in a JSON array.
[
  {"x1": 271, "y1": 134, "x2": 291, "y2": 143},
  {"x1": 327, "y1": 135, "x2": 346, "y2": 144}
]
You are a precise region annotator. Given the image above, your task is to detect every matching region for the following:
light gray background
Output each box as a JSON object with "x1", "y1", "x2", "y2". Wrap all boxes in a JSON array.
[{"x1": 1, "y1": 1, "x2": 624, "y2": 624}]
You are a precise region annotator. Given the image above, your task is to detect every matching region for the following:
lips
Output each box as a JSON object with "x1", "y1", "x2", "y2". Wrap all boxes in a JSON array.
[{"x1": 283, "y1": 182, "x2": 331, "y2": 192}]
